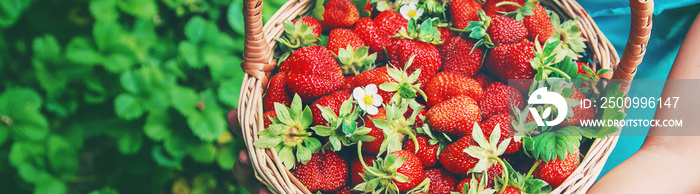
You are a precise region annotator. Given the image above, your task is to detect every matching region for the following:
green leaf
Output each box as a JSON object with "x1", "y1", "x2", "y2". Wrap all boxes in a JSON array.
[
  {"x1": 114, "y1": 93, "x2": 144, "y2": 120},
  {"x1": 93, "y1": 20, "x2": 122, "y2": 51},
  {"x1": 187, "y1": 101, "x2": 226, "y2": 142},
  {"x1": 170, "y1": 86, "x2": 199, "y2": 116},
  {"x1": 179, "y1": 41, "x2": 203, "y2": 68},
  {"x1": 189, "y1": 142, "x2": 217, "y2": 163},
  {"x1": 144, "y1": 110, "x2": 171, "y2": 141},
  {"x1": 152, "y1": 145, "x2": 183, "y2": 169},
  {"x1": 217, "y1": 143, "x2": 238, "y2": 170},
  {"x1": 311, "y1": 0, "x2": 325, "y2": 20},
  {"x1": 47, "y1": 135, "x2": 79, "y2": 177},
  {"x1": 0, "y1": 88, "x2": 49, "y2": 141},
  {"x1": 0, "y1": 127, "x2": 7, "y2": 146},
  {"x1": 532, "y1": 126, "x2": 581, "y2": 162},
  {"x1": 88, "y1": 187, "x2": 120, "y2": 194},
  {"x1": 118, "y1": 130, "x2": 143, "y2": 155},
  {"x1": 89, "y1": 0, "x2": 119, "y2": 21},
  {"x1": 116, "y1": 0, "x2": 157, "y2": 18},
  {"x1": 9, "y1": 142, "x2": 51, "y2": 183},
  {"x1": 34, "y1": 178, "x2": 67, "y2": 194},
  {"x1": 217, "y1": 77, "x2": 242, "y2": 107},
  {"x1": 103, "y1": 53, "x2": 134, "y2": 73},
  {"x1": 65, "y1": 37, "x2": 103, "y2": 65},
  {"x1": 227, "y1": 0, "x2": 245, "y2": 35},
  {"x1": 33, "y1": 34, "x2": 61, "y2": 61},
  {"x1": 0, "y1": 0, "x2": 35, "y2": 27},
  {"x1": 185, "y1": 16, "x2": 207, "y2": 42}
]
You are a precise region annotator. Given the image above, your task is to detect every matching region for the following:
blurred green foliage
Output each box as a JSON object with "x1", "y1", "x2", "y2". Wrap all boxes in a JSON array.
[{"x1": 0, "y1": 0, "x2": 287, "y2": 193}]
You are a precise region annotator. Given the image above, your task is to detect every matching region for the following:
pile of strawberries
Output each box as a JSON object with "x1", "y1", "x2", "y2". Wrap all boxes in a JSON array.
[{"x1": 253, "y1": 0, "x2": 624, "y2": 193}]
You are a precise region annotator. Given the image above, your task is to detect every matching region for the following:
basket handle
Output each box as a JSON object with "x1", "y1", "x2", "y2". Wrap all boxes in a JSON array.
[
  {"x1": 241, "y1": 0, "x2": 275, "y2": 84},
  {"x1": 612, "y1": 0, "x2": 654, "y2": 92}
]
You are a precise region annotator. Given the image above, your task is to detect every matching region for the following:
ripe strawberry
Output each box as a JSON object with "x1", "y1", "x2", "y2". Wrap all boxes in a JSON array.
[
  {"x1": 473, "y1": 72, "x2": 496, "y2": 88},
  {"x1": 341, "y1": 75, "x2": 355, "y2": 93},
  {"x1": 425, "y1": 71, "x2": 483, "y2": 108},
  {"x1": 423, "y1": 168, "x2": 457, "y2": 194},
  {"x1": 290, "y1": 150, "x2": 348, "y2": 192},
  {"x1": 327, "y1": 28, "x2": 366, "y2": 55},
  {"x1": 350, "y1": 155, "x2": 376, "y2": 187},
  {"x1": 374, "y1": 10, "x2": 408, "y2": 36},
  {"x1": 488, "y1": 14, "x2": 528, "y2": 44},
  {"x1": 478, "y1": 82, "x2": 525, "y2": 120},
  {"x1": 561, "y1": 86, "x2": 595, "y2": 126},
  {"x1": 353, "y1": 17, "x2": 391, "y2": 58},
  {"x1": 502, "y1": 187, "x2": 522, "y2": 194},
  {"x1": 427, "y1": 96, "x2": 481, "y2": 137},
  {"x1": 523, "y1": 3, "x2": 556, "y2": 43},
  {"x1": 388, "y1": 39, "x2": 442, "y2": 89},
  {"x1": 439, "y1": 36, "x2": 483, "y2": 78},
  {"x1": 263, "y1": 110, "x2": 277, "y2": 129},
  {"x1": 451, "y1": 0, "x2": 483, "y2": 29},
  {"x1": 439, "y1": 136, "x2": 478, "y2": 174},
  {"x1": 403, "y1": 135, "x2": 439, "y2": 167},
  {"x1": 577, "y1": 62, "x2": 591, "y2": 76},
  {"x1": 322, "y1": 0, "x2": 359, "y2": 30},
  {"x1": 484, "y1": 162, "x2": 503, "y2": 186},
  {"x1": 437, "y1": 27, "x2": 455, "y2": 48},
  {"x1": 351, "y1": 66, "x2": 395, "y2": 104},
  {"x1": 534, "y1": 148, "x2": 580, "y2": 188},
  {"x1": 293, "y1": 17, "x2": 322, "y2": 41},
  {"x1": 263, "y1": 72, "x2": 292, "y2": 112},
  {"x1": 361, "y1": 108, "x2": 387, "y2": 154},
  {"x1": 285, "y1": 46, "x2": 344, "y2": 103},
  {"x1": 480, "y1": 113, "x2": 521, "y2": 154},
  {"x1": 484, "y1": 42, "x2": 536, "y2": 82},
  {"x1": 483, "y1": 0, "x2": 524, "y2": 16},
  {"x1": 354, "y1": 150, "x2": 424, "y2": 192},
  {"x1": 333, "y1": 187, "x2": 352, "y2": 194},
  {"x1": 310, "y1": 90, "x2": 352, "y2": 126}
]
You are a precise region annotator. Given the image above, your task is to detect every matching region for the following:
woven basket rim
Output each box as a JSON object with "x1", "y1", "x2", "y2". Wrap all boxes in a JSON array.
[{"x1": 237, "y1": 0, "x2": 654, "y2": 193}]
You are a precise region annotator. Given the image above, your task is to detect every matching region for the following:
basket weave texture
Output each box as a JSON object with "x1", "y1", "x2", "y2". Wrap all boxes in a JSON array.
[{"x1": 237, "y1": 0, "x2": 654, "y2": 193}]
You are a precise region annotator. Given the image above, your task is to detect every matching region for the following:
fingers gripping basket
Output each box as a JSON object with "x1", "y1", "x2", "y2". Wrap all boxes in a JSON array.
[{"x1": 237, "y1": 0, "x2": 654, "y2": 193}]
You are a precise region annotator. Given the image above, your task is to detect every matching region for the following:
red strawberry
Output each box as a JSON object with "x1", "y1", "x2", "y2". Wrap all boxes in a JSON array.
[
  {"x1": 263, "y1": 110, "x2": 277, "y2": 129},
  {"x1": 353, "y1": 17, "x2": 392, "y2": 57},
  {"x1": 437, "y1": 27, "x2": 455, "y2": 48},
  {"x1": 534, "y1": 148, "x2": 580, "y2": 188},
  {"x1": 341, "y1": 75, "x2": 356, "y2": 93},
  {"x1": 423, "y1": 168, "x2": 458, "y2": 194},
  {"x1": 488, "y1": 14, "x2": 528, "y2": 44},
  {"x1": 263, "y1": 72, "x2": 292, "y2": 112},
  {"x1": 403, "y1": 135, "x2": 439, "y2": 167},
  {"x1": 392, "y1": 150, "x2": 425, "y2": 191},
  {"x1": 478, "y1": 82, "x2": 525, "y2": 120},
  {"x1": 290, "y1": 150, "x2": 348, "y2": 192},
  {"x1": 439, "y1": 36, "x2": 484, "y2": 78},
  {"x1": 425, "y1": 72, "x2": 484, "y2": 108},
  {"x1": 502, "y1": 187, "x2": 522, "y2": 194},
  {"x1": 455, "y1": 177, "x2": 477, "y2": 192},
  {"x1": 285, "y1": 46, "x2": 344, "y2": 103},
  {"x1": 439, "y1": 136, "x2": 479, "y2": 174},
  {"x1": 484, "y1": 42, "x2": 536, "y2": 82},
  {"x1": 333, "y1": 187, "x2": 352, "y2": 194},
  {"x1": 484, "y1": 163, "x2": 503, "y2": 186},
  {"x1": 577, "y1": 62, "x2": 592, "y2": 76},
  {"x1": 293, "y1": 17, "x2": 322, "y2": 41},
  {"x1": 322, "y1": 0, "x2": 359, "y2": 30},
  {"x1": 361, "y1": 108, "x2": 387, "y2": 154},
  {"x1": 473, "y1": 72, "x2": 496, "y2": 88},
  {"x1": 374, "y1": 10, "x2": 408, "y2": 36},
  {"x1": 405, "y1": 105, "x2": 427, "y2": 128},
  {"x1": 451, "y1": 0, "x2": 483, "y2": 29},
  {"x1": 388, "y1": 39, "x2": 442, "y2": 89},
  {"x1": 310, "y1": 90, "x2": 352, "y2": 126},
  {"x1": 483, "y1": 0, "x2": 524, "y2": 16},
  {"x1": 480, "y1": 113, "x2": 521, "y2": 154},
  {"x1": 427, "y1": 96, "x2": 481, "y2": 137},
  {"x1": 327, "y1": 28, "x2": 366, "y2": 55},
  {"x1": 350, "y1": 155, "x2": 376, "y2": 186},
  {"x1": 561, "y1": 87, "x2": 595, "y2": 126},
  {"x1": 354, "y1": 150, "x2": 424, "y2": 193},
  {"x1": 351, "y1": 66, "x2": 395, "y2": 104},
  {"x1": 523, "y1": 3, "x2": 556, "y2": 43}
]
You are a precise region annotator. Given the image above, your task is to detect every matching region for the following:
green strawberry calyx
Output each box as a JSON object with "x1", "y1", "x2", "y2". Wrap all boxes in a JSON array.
[
  {"x1": 497, "y1": 0, "x2": 539, "y2": 22},
  {"x1": 464, "y1": 123, "x2": 511, "y2": 194},
  {"x1": 336, "y1": 45, "x2": 377, "y2": 75},
  {"x1": 451, "y1": 174, "x2": 498, "y2": 194},
  {"x1": 452, "y1": 10, "x2": 495, "y2": 50},
  {"x1": 370, "y1": 101, "x2": 422, "y2": 155},
  {"x1": 253, "y1": 94, "x2": 322, "y2": 169},
  {"x1": 380, "y1": 55, "x2": 429, "y2": 105},
  {"x1": 275, "y1": 20, "x2": 319, "y2": 62},
  {"x1": 416, "y1": 119, "x2": 453, "y2": 157},
  {"x1": 494, "y1": 160, "x2": 552, "y2": 194},
  {"x1": 311, "y1": 96, "x2": 376, "y2": 151},
  {"x1": 531, "y1": 35, "x2": 571, "y2": 81},
  {"x1": 395, "y1": 18, "x2": 444, "y2": 45},
  {"x1": 353, "y1": 142, "x2": 410, "y2": 194},
  {"x1": 550, "y1": 13, "x2": 587, "y2": 61}
]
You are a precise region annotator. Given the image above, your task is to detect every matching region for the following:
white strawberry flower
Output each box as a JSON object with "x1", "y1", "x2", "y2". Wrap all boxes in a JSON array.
[
  {"x1": 353, "y1": 84, "x2": 383, "y2": 115},
  {"x1": 399, "y1": 3, "x2": 424, "y2": 20}
]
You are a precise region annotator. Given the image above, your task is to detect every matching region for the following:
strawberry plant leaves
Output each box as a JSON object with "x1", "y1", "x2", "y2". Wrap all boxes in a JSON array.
[
  {"x1": 117, "y1": 130, "x2": 143, "y2": 155},
  {"x1": 88, "y1": 187, "x2": 120, "y2": 194},
  {"x1": 216, "y1": 143, "x2": 238, "y2": 170},
  {"x1": 46, "y1": 135, "x2": 79, "y2": 177},
  {"x1": 0, "y1": 0, "x2": 34, "y2": 27},
  {"x1": 89, "y1": 0, "x2": 119, "y2": 21},
  {"x1": 179, "y1": 41, "x2": 203, "y2": 69},
  {"x1": 93, "y1": 20, "x2": 122, "y2": 52},
  {"x1": 217, "y1": 77, "x2": 242, "y2": 108},
  {"x1": 187, "y1": 108, "x2": 225, "y2": 142},
  {"x1": 116, "y1": 0, "x2": 156, "y2": 19},
  {"x1": 185, "y1": 16, "x2": 207, "y2": 43},
  {"x1": 0, "y1": 88, "x2": 49, "y2": 141},
  {"x1": 227, "y1": 0, "x2": 245, "y2": 35},
  {"x1": 34, "y1": 177, "x2": 67, "y2": 194},
  {"x1": 66, "y1": 37, "x2": 103, "y2": 65},
  {"x1": 189, "y1": 142, "x2": 217, "y2": 163},
  {"x1": 114, "y1": 93, "x2": 144, "y2": 120},
  {"x1": 532, "y1": 126, "x2": 581, "y2": 162},
  {"x1": 152, "y1": 145, "x2": 184, "y2": 169},
  {"x1": 311, "y1": 0, "x2": 325, "y2": 21},
  {"x1": 170, "y1": 86, "x2": 199, "y2": 116},
  {"x1": 33, "y1": 34, "x2": 61, "y2": 61},
  {"x1": 9, "y1": 141, "x2": 52, "y2": 183},
  {"x1": 103, "y1": 53, "x2": 134, "y2": 73}
]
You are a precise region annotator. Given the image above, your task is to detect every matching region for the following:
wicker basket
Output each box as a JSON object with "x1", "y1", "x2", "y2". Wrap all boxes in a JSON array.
[{"x1": 237, "y1": 0, "x2": 654, "y2": 193}]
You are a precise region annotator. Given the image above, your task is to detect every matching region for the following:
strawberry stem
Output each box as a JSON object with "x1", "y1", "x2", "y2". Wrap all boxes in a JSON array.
[
  {"x1": 488, "y1": 156, "x2": 509, "y2": 194},
  {"x1": 495, "y1": 1, "x2": 523, "y2": 8},
  {"x1": 357, "y1": 141, "x2": 387, "y2": 178},
  {"x1": 543, "y1": 66, "x2": 572, "y2": 80},
  {"x1": 397, "y1": 127, "x2": 420, "y2": 154},
  {"x1": 526, "y1": 160, "x2": 542, "y2": 178}
]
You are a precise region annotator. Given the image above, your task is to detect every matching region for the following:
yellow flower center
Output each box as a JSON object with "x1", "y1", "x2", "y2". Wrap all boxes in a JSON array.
[
  {"x1": 408, "y1": 10, "x2": 417, "y2": 18},
  {"x1": 363, "y1": 95, "x2": 375, "y2": 106}
]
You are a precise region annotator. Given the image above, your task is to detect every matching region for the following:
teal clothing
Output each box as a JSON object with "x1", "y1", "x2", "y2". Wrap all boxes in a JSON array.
[{"x1": 577, "y1": 0, "x2": 700, "y2": 179}]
